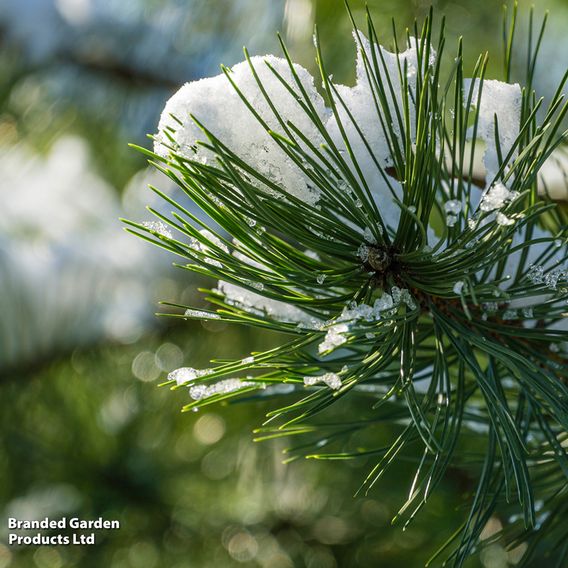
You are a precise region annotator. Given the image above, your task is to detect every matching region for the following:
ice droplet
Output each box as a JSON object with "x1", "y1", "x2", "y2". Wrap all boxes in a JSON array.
[
  {"x1": 184, "y1": 309, "x2": 221, "y2": 320},
  {"x1": 142, "y1": 221, "x2": 173, "y2": 239}
]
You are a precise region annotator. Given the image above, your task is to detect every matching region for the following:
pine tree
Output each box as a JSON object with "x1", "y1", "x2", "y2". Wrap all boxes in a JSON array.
[{"x1": 125, "y1": 3, "x2": 568, "y2": 565}]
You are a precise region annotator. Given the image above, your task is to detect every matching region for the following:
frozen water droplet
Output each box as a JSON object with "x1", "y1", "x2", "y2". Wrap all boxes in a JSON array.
[{"x1": 142, "y1": 221, "x2": 173, "y2": 239}]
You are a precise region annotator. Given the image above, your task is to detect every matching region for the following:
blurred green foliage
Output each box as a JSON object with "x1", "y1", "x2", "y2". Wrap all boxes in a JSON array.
[
  {"x1": 1, "y1": 323, "x2": 486, "y2": 568},
  {"x1": 1, "y1": 0, "x2": 567, "y2": 566}
]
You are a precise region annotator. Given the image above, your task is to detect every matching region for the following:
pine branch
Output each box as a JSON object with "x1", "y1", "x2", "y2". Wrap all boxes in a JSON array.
[{"x1": 127, "y1": 3, "x2": 568, "y2": 565}]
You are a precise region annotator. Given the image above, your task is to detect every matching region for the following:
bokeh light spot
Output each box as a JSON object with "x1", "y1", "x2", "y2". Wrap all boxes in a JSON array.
[{"x1": 193, "y1": 413, "x2": 225, "y2": 445}]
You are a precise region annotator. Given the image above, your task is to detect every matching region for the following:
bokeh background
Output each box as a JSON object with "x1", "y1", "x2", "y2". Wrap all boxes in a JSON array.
[{"x1": 0, "y1": 1, "x2": 566, "y2": 567}]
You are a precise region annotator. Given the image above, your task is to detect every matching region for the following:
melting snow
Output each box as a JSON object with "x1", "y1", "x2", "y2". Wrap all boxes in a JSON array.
[
  {"x1": 479, "y1": 182, "x2": 519, "y2": 212},
  {"x1": 155, "y1": 55, "x2": 328, "y2": 206},
  {"x1": 463, "y1": 79, "x2": 522, "y2": 183},
  {"x1": 189, "y1": 378, "x2": 262, "y2": 400},
  {"x1": 168, "y1": 367, "x2": 213, "y2": 386},
  {"x1": 304, "y1": 372, "x2": 342, "y2": 390}
]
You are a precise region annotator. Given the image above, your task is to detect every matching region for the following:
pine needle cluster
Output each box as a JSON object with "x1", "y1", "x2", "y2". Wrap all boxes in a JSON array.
[{"x1": 125, "y1": 4, "x2": 568, "y2": 564}]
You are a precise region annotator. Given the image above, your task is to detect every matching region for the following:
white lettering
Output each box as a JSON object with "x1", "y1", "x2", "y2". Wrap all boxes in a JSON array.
[
  {"x1": 68, "y1": 517, "x2": 119, "y2": 530},
  {"x1": 72, "y1": 533, "x2": 96, "y2": 545}
]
